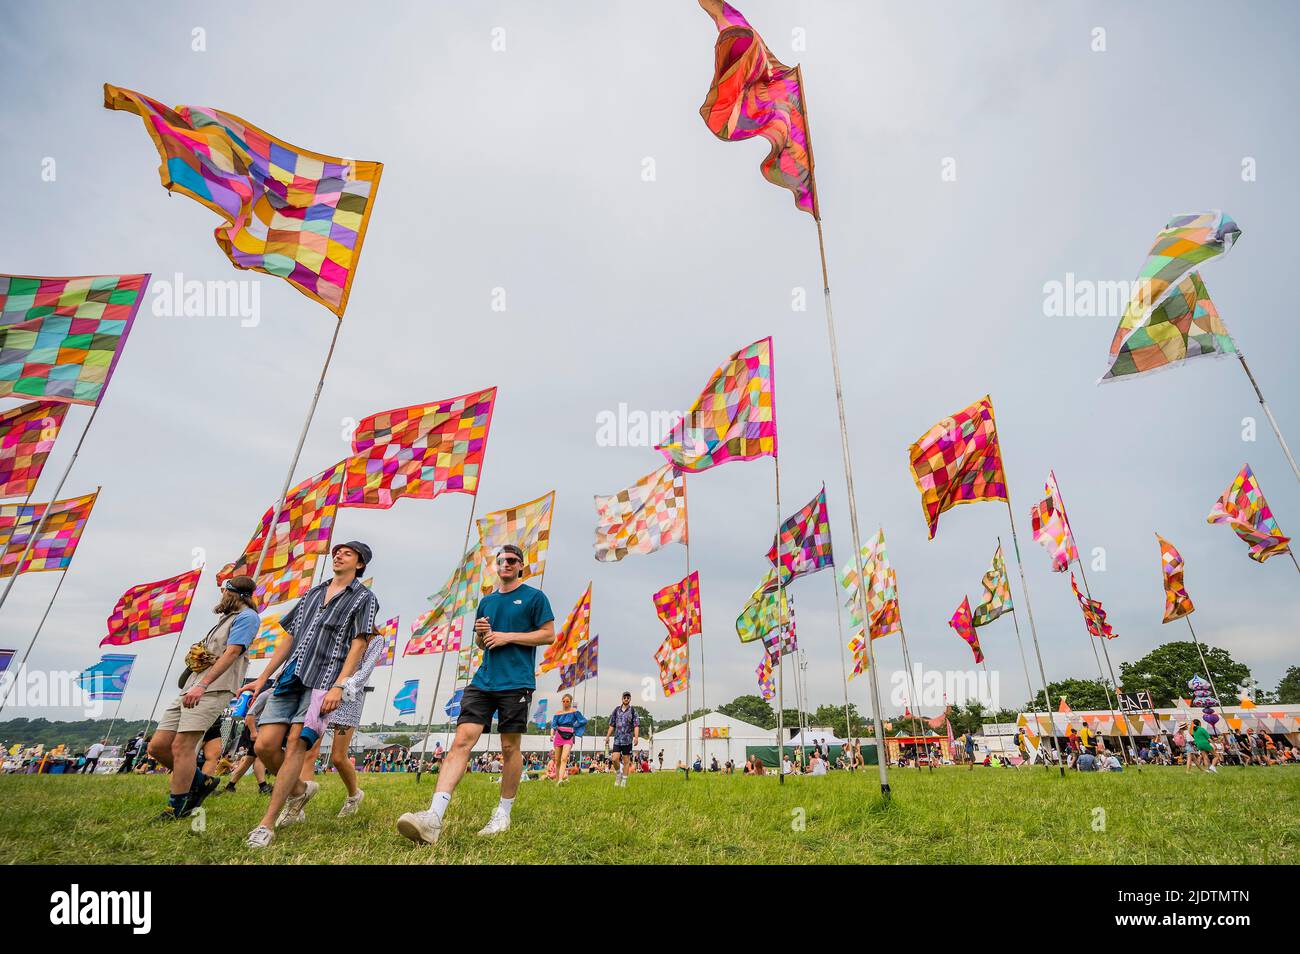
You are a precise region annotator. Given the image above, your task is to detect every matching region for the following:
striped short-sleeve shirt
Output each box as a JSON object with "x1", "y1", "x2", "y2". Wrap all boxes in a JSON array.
[{"x1": 280, "y1": 578, "x2": 380, "y2": 691}]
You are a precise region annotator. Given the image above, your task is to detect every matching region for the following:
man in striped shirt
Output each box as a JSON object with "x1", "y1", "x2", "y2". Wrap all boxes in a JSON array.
[{"x1": 239, "y1": 540, "x2": 380, "y2": 849}]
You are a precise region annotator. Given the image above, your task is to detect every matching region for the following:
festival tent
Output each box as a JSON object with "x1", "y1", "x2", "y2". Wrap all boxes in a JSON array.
[
  {"x1": 785, "y1": 729, "x2": 847, "y2": 748},
  {"x1": 651, "y1": 712, "x2": 772, "y2": 769},
  {"x1": 404, "y1": 734, "x2": 610, "y2": 756},
  {"x1": 1016, "y1": 705, "x2": 1300, "y2": 749}
]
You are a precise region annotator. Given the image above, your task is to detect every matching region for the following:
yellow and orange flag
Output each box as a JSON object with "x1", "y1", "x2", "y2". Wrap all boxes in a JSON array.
[
  {"x1": 540, "y1": 583, "x2": 590, "y2": 673},
  {"x1": 1156, "y1": 534, "x2": 1195, "y2": 623}
]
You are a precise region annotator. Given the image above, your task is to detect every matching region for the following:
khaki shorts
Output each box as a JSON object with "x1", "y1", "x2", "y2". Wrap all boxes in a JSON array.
[{"x1": 157, "y1": 689, "x2": 233, "y2": 735}]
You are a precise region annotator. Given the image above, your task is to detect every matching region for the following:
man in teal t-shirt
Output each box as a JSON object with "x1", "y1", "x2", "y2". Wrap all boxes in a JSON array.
[{"x1": 396, "y1": 543, "x2": 555, "y2": 846}]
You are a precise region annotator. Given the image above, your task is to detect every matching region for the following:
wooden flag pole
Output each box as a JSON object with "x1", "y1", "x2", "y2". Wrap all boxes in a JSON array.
[
  {"x1": 827, "y1": 569, "x2": 854, "y2": 769},
  {"x1": 773, "y1": 457, "x2": 787, "y2": 785},
  {"x1": 415, "y1": 495, "x2": 480, "y2": 783},
  {"x1": 0, "y1": 405, "x2": 102, "y2": 616},
  {"x1": 251, "y1": 316, "x2": 344, "y2": 581},
  {"x1": 1237, "y1": 354, "x2": 1300, "y2": 484},
  {"x1": 1003, "y1": 497, "x2": 1066, "y2": 777}
]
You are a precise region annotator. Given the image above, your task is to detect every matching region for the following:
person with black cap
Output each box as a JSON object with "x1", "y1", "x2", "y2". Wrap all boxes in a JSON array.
[
  {"x1": 604, "y1": 691, "x2": 640, "y2": 788},
  {"x1": 238, "y1": 540, "x2": 380, "y2": 849},
  {"x1": 396, "y1": 542, "x2": 554, "y2": 845},
  {"x1": 148, "y1": 575, "x2": 259, "y2": 821}
]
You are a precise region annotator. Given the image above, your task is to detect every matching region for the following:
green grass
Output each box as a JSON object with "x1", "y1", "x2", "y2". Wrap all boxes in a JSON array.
[{"x1": 2, "y1": 765, "x2": 1298, "y2": 864}]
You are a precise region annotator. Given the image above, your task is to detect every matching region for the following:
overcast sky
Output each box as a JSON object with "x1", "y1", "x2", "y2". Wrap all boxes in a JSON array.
[{"x1": 2, "y1": 1, "x2": 1297, "y2": 728}]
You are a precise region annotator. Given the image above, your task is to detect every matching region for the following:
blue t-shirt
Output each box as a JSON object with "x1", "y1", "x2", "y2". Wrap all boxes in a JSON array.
[
  {"x1": 228, "y1": 607, "x2": 258, "y2": 649},
  {"x1": 472, "y1": 585, "x2": 555, "y2": 691}
]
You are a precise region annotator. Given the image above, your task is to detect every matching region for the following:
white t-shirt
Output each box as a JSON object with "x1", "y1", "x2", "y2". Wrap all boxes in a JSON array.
[
  {"x1": 86, "y1": 743, "x2": 104, "y2": 759},
  {"x1": 810, "y1": 758, "x2": 828, "y2": 776}
]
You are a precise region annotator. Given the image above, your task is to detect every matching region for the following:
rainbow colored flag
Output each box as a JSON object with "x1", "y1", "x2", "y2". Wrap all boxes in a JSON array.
[
  {"x1": 404, "y1": 616, "x2": 463, "y2": 657},
  {"x1": 908, "y1": 396, "x2": 1007, "y2": 539},
  {"x1": 654, "y1": 637, "x2": 689, "y2": 697},
  {"x1": 1070, "y1": 573, "x2": 1115, "y2": 640},
  {"x1": 1206, "y1": 464, "x2": 1291, "y2": 562},
  {"x1": 541, "y1": 583, "x2": 591, "y2": 673},
  {"x1": 413, "y1": 543, "x2": 483, "y2": 636},
  {"x1": 477, "y1": 491, "x2": 554, "y2": 591},
  {"x1": 1101, "y1": 272, "x2": 1237, "y2": 381},
  {"x1": 696, "y1": 1, "x2": 816, "y2": 216},
  {"x1": 0, "y1": 491, "x2": 98, "y2": 578},
  {"x1": 1156, "y1": 534, "x2": 1195, "y2": 623},
  {"x1": 456, "y1": 646, "x2": 483, "y2": 683},
  {"x1": 0, "y1": 401, "x2": 67, "y2": 500},
  {"x1": 756, "y1": 652, "x2": 775, "y2": 701},
  {"x1": 559, "y1": 636, "x2": 599, "y2": 691},
  {"x1": 948, "y1": 596, "x2": 984, "y2": 664},
  {"x1": 593, "y1": 463, "x2": 687, "y2": 562},
  {"x1": 375, "y1": 617, "x2": 399, "y2": 667},
  {"x1": 655, "y1": 337, "x2": 776, "y2": 474},
  {"x1": 0, "y1": 274, "x2": 150, "y2": 405},
  {"x1": 653, "y1": 571, "x2": 703, "y2": 650},
  {"x1": 247, "y1": 613, "x2": 289, "y2": 660},
  {"x1": 76, "y1": 653, "x2": 136, "y2": 702},
  {"x1": 971, "y1": 542, "x2": 1013, "y2": 627},
  {"x1": 105, "y1": 86, "x2": 381, "y2": 317},
  {"x1": 839, "y1": 529, "x2": 900, "y2": 640},
  {"x1": 736, "y1": 570, "x2": 793, "y2": 645},
  {"x1": 1030, "y1": 471, "x2": 1078, "y2": 573},
  {"x1": 101, "y1": 568, "x2": 203, "y2": 646},
  {"x1": 767, "y1": 485, "x2": 833, "y2": 587},
  {"x1": 343, "y1": 388, "x2": 496, "y2": 509}
]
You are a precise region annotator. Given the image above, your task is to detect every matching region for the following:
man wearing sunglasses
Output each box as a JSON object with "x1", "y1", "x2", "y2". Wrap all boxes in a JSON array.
[{"x1": 397, "y1": 543, "x2": 554, "y2": 845}]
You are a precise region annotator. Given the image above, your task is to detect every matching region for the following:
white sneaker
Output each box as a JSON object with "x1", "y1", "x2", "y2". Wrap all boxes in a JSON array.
[
  {"x1": 276, "y1": 780, "x2": 319, "y2": 827},
  {"x1": 245, "y1": 825, "x2": 275, "y2": 849},
  {"x1": 338, "y1": 789, "x2": 365, "y2": 818},
  {"x1": 396, "y1": 810, "x2": 442, "y2": 845},
  {"x1": 477, "y1": 808, "x2": 511, "y2": 836}
]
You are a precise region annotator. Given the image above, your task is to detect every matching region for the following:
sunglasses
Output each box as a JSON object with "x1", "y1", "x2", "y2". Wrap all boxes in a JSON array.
[{"x1": 496, "y1": 556, "x2": 521, "y2": 566}]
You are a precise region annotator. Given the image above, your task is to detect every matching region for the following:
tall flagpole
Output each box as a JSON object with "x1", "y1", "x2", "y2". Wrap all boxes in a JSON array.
[
  {"x1": 997, "y1": 538, "x2": 1039, "y2": 727},
  {"x1": 828, "y1": 569, "x2": 854, "y2": 768},
  {"x1": 0, "y1": 406, "x2": 102, "y2": 615},
  {"x1": 682, "y1": 481, "x2": 693, "y2": 778},
  {"x1": 1237, "y1": 353, "x2": 1300, "y2": 484},
  {"x1": 773, "y1": 458, "x2": 787, "y2": 784}
]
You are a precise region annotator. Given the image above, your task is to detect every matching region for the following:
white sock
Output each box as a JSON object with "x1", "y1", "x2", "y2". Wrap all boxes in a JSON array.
[
  {"x1": 429, "y1": 791, "x2": 452, "y2": 820},
  {"x1": 497, "y1": 796, "x2": 514, "y2": 817}
]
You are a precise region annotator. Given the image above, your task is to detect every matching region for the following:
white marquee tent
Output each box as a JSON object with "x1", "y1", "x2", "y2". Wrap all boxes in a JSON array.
[{"x1": 650, "y1": 712, "x2": 773, "y2": 769}]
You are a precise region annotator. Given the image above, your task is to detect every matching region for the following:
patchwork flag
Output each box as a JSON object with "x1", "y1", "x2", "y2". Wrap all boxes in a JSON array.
[
  {"x1": 593, "y1": 463, "x2": 687, "y2": 561},
  {"x1": 766, "y1": 484, "x2": 833, "y2": 587},
  {"x1": 247, "y1": 612, "x2": 289, "y2": 660},
  {"x1": 541, "y1": 583, "x2": 591, "y2": 673},
  {"x1": 105, "y1": 86, "x2": 382, "y2": 317},
  {"x1": 413, "y1": 544, "x2": 484, "y2": 636},
  {"x1": 972, "y1": 543, "x2": 1013, "y2": 627},
  {"x1": 404, "y1": 616, "x2": 463, "y2": 657},
  {"x1": 697, "y1": 1, "x2": 816, "y2": 216},
  {"x1": 1104, "y1": 211, "x2": 1240, "y2": 378},
  {"x1": 760, "y1": 594, "x2": 797, "y2": 659},
  {"x1": 375, "y1": 617, "x2": 399, "y2": 667},
  {"x1": 1030, "y1": 471, "x2": 1078, "y2": 573},
  {"x1": 1156, "y1": 534, "x2": 1195, "y2": 623},
  {"x1": 653, "y1": 571, "x2": 703, "y2": 650},
  {"x1": 1101, "y1": 272, "x2": 1237, "y2": 381},
  {"x1": 948, "y1": 596, "x2": 984, "y2": 664},
  {"x1": 655, "y1": 337, "x2": 777, "y2": 473},
  {"x1": 560, "y1": 636, "x2": 600, "y2": 690},
  {"x1": 847, "y1": 631, "x2": 870, "y2": 680},
  {"x1": 736, "y1": 570, "x2": 794, "y2": 645},
  {"x1": 0, "y1": 273, "x2": 150, "y2": 405},
  {"x1": 0, "y1": 491, "x2": 98, "y2": 578},
  {"x1": 654, "y1": 636, "x2": 689, "y2": 697},
  {"x1": 531, "y1": 697, "x2": 549, "y2": 730},
  {"x1": 756, "y1": 651, "x2": 775, "y2": 701},
  {"x1": 1070, "y1": 573, "x2": 1115, "y2": 640},
  {"x1": 908, "y1": 395, "x2": 1007, "y2": 539},
  {"x1": 217, "y1": 461, "x2": 345, "y2": 602},
  {"x1": 76, "y1": 653, "x2": 136, "y2": 701},
  {"x1": 101, "y1": 567, "x2": 203, "y2": 646},
  {"x1": 456, "y1": 646, "x2": 483, "y2": 683},
  {"x1": 444, "y1": 688, "x2": 464, "y2": 718},
  {"x1": 1206, "y1": 464, "x2": 1291, "y2": 562},
  {"x1": 343, "y1": 388, "x2": 496, "y2": 509},
  {"x1": 477, "y1": 491, "x2": 555, "y2": 591},
  {"x1": 393, "y1": 679, "x2": 419, "y2": 717},
  {"x1": 0, "y1": 401, "x2": 68, "y2": 499},
  {"x1": 839, "y1": 529, "x2": 900, "y2": 640}
]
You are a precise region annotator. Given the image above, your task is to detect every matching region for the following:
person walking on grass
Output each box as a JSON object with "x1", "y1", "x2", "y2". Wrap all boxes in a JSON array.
[
  {"x1": 1192, "y1": 719, "x2": 1218, "y2": 774},
  {"x1": 322, "y1": 619, "x2": 389, "y2": 818},
  {"x1": 550, "y1": 692, "x2": 586, "y2": 785},
  {"x1": 82, "y1": 739, "x2": 105, "y2": 774},
  {"x1": 963, "y1": 731, "x2": 975, "y2": 770},
  {"x1": 396, "y1": 543, "x2": 555, "y2": 846},
  {"x1": 238, "y1": 541, "x2": 380, "y2": 849},
  {"x1": 148, "y1": 576, "x2": 258, "y2": 821},
  {"x1": 604, "y1": 691, "x2": 640, "y2": 788}
]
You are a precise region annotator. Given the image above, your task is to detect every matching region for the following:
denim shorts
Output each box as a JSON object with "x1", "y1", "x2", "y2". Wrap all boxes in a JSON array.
[{"x1": 257, "y1": 681, "x2": 312, "y2": 726}]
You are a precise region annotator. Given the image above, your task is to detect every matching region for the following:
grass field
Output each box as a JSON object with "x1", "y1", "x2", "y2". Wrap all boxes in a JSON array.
[{"x1": 2, "y1": 765, "x2": 1298, "y2": 864}]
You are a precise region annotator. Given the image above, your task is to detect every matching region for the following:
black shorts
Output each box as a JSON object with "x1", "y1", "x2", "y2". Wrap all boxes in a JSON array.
[
  {"x1": 236, "y1": 726, "x2": 254, "y2": 752},
  {"x1": 456, "y1": 685, "x2": 533, "y2": 734},
  {"x1": 202, "y1": 717, "x2": 224, "y2": 745},
  {"x1": 612, "y1": 742, "x2": 633, "y2": 756}
]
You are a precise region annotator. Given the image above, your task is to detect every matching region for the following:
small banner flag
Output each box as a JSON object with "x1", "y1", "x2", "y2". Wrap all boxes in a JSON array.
[
  {"x1": 477, "y1": 491, "x2": 554, "y2": 591},
  {"x1": 593, "y1": 462, "x2": 687, "y2": 562},
  {"x1": 908, "y1": 395, "x2": 1007, "y2": 539},
  {"x1": 541, "y1": 583, "x2": 590, "y2": 673},
  {"x1": 444, "y1": 687, "x2": 464, "y2": 718},
  {"x1": 654, "y1": 637, "x2": 689, "y2": 697},
  {"x1": 1156, "y1": 534, "x2": 1195, "y2": 623},
  {"x1": 404, "y1": 616, "x2": 463, "y2": 657},
  {"x1": 531, "y1": 697, "x2": 549, "y2": 730},
  {"x1": 653, "y1": 571, "x2": 703, "y2": 650},
  {"x1": 559, "y1": 635, "x2": 600, "y2": 691},
  {"x1": 343, "y1": 388, "x2": 496, "y2": 509},
  {"x1": 1071, "y1": 573, "x2": 1116, "y2": 640},
  {"x1": 736, "y1": 570, "x2": 792, "y2": 645},
  {"x1": 948, "y1": 596, "x2": 984, "y2": 664},
  {"x1": 375, "y1": 617, "x2": 399, "y2": 667},
  {"x1": 0, "y1": 491, "x2": 98, "y2": 578},
  {"x1": 654, "y1": 337, "x2": 777, "y2": 474},
  {"x1": 1206, "y1": 464, "x2": 1291, "y2": 562},
  {"x1": 1101, "y1": 271, "x2": 1237, "y2": 382},
  {"x1": 105, "y1": 86, "x2": 382, "y2": 317},
  {"x1": 393, "y1": 679, "x2": 419, "y2": 717},
  {"x1": 0, "y1": 401, "x2": 68, "y2": 500},
  {"x1": 414, "y1": 543, "x2": 483, "y2": 636},
  {"x1": 766, "y1": 484, "x2": 833, "y2": 587},
  {"x1": 1030, "y1": 471, "x2": 1078, "y2": 572},
  {"x1": 839, "y1": 529, "x2": 900, "y2": 639},
  {"x1": 456, "y1": 646, "x2": 483, "y2": 683},
  {"x1": 972, "y1": 542, "x2": 1013, "y2": 627},
  {"x1": 248, "y1": 613, "x2": 289, "y2": 660},
  {"x1": 76, "y1": 653, "x2": 135, "y2": 701},
  {"x1": 756, "y1": 651, "x2": 775, "y2": 700},
  {"x1": 0, "y1": 273, "x2": 150, "y2": 405},
  {"x1": 101, "y1": 567, "x2": 203, "y2": 646}
]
